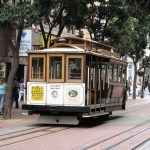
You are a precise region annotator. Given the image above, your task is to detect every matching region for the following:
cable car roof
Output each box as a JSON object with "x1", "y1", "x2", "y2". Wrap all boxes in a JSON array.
[
  {"x1": 49, "y1": 36, "x2": 113, "y2": 51},
  {"x1": 29, "y1": 37, "x2": 127, "y2": 63},
  {"x1": 29, "y1": 46, "x2": 120, "y2": 59}
]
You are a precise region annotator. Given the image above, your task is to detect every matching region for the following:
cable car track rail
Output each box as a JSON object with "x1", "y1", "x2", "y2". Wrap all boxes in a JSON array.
[
  {"x1": 0, "y1": 126, "x2": 55, "y2": 140},
  {"x1": 74, "y1": 119, "x2": 150, "y2": 150},
  {"x1": 0, "y1": 126, "x2": 71, "y2": 148},
  {"x1": 0, "y1": 126, "x2": 47, "y2": 137},
  {"x1": 105, "y1": 127, "x2": 150, "y2": 150},
  {"x1": 132, "y1": 138, "x2": 150, "y2": 150}
]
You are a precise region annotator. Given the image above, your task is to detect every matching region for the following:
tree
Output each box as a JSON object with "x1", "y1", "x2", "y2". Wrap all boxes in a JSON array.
[
  {"x1": 128, "y1": 0, "x2": 150, "y2": 12},
  {"x1": 83, "y1": 0, "x2": 127, "y2": 42},
  {"x1": 106, "y1": 1, "x2": 150, "y2": 99},
  {"x1": 0, "y1": 1, "x2": 39, "y2": 118},
  {"x1": 33, "y1": 0, "x2": 86, "y2": 48}
]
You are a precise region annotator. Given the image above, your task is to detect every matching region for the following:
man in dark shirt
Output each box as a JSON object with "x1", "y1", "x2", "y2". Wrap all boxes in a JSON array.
[{"x1": 11, "y1": 78, "x2": 19, "y2": 108}]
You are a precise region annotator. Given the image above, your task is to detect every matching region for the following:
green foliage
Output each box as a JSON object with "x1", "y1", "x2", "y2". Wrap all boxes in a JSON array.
[
  {"x1": 32, "y1": 0, "x2": 87, "y2": 47},
  {"x1": 142, "y1": 56, "x2": 150, "y2": 68},
  {"x1": 0, "y1": 1, "x2": 40, "y2": 27},
  {"x1": 33, "y1": 0, "x2": 86, "y2": 29},
  {"x1": 0, "y1": 4, "x2": 13, "y2": 23},
  {"x1": 83, "y1": 0, "x2": 127, "y2": 41},
  {"x1": 106, "y1": 1, "x2": 149, "y2": 62},
  {"x1": 104, "y1": 0, "x2": 149, "y2": 99},
  {"x1": 127, "y1": 0, "x2": 150, "y2": 12}
]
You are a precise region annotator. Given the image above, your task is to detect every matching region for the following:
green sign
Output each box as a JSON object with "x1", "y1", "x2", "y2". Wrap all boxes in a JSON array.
[{"x1": 68, "y1": 90, "x2": 78, "y2": 97}]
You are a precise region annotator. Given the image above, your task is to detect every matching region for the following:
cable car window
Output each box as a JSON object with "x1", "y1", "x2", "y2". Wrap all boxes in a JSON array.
[
  {"x1": 68, "y1": 58, "x2": 81, "y2": 79},
  {"x1": 66, "y1": 55, "x2": 83, "y2": 82},
  {"x1": 113, "y1": 65, "x2": 118, "y2": 82},
  {"x1": 31, "y1": 57, "x2": 44, "y2": 79},
  {"x1": 101, "y1": 64, "x2": 107, "y2": 82},
  {"x1": 109, "y1": 64, "x2": 113, "y2": 81},
  {"x1": 122, "y1": 66, "x2": 126, "y2": 83},
  {"x1": 47, "y1": 54, "x2": 64, "y2": 82},
  {"x1": 49, "y1": 56, "x2": 62, "y2": 79},
  {"x1": 91, "y1": 65, "x2": 96, "y2": 89},
  {"x1": 118, "y1": 65, "x2": 122, "y2": 82}
]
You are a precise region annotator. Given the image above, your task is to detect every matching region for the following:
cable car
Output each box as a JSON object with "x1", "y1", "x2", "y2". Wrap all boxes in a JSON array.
[{"x1": 22, "y1": 37, "x2": 127, "y2": 125}]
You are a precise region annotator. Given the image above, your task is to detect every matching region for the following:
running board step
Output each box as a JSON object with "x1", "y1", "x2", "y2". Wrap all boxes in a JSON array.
[{"x1": 82, "y1": 112, "x2": 110, "y2": 118}]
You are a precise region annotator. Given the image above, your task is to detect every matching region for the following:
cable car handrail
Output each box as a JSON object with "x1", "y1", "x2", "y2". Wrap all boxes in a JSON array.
[{"x1": 50, "y1": 43, "x2": 83, "y2": 50}]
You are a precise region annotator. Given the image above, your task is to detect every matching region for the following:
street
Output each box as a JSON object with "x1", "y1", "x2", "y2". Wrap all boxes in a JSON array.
[
  {"x1": 0, "y1": 89, "x2": 150, "y2": 150},
  {"x1": 0, "y1": 1, "x2": 149, "y2": 150}
]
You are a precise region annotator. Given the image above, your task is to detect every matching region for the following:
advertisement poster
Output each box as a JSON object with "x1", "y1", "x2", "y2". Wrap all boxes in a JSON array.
[
  {"x1": 19, "y1": 29, "x2": 32, "y2": 56},
  {"x1": 27, "y1": 83, "x2": 46, "y2": 104},
  {"x1": 31, "y1": 86, "x2": 44, "y2": 101},
  {"x1": 64, "y1": 84, "x2": 85, "y2": 106}
]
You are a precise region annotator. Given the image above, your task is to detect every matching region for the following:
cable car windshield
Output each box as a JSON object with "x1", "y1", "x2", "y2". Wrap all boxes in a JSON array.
[
  {"x1": 68, "y1": 58, "x2": 82, "y2": 79},
  {"x1": 49, "y1": 56, "x2": 62, "y2": 79}
]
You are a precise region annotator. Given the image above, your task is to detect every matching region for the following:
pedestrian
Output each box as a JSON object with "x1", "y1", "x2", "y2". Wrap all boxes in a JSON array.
[
  {"x1": 0, "y1": 78, "x2": 6, "y2": 115},
  {"x1": 144, "y1": 80, "x2": 148, "y2": 90},
  {"x1": 127, "y1": 80, "x2": 131, "y2": 96},
  {"x1": 136, "y1": 83, "x2": 141, "y2": 96},
  {"x1": 18, "y1": 78, "x2": 24, "y2": 103},
  {"x1": 148, "y1": 80, "x2": 150, "y2": 92},
  {"x1": 11, "y1": 77, "x2": 19, "y2": 108}
]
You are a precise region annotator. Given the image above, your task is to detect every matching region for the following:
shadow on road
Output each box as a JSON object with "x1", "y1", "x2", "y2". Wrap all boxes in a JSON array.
[{"x1": 78, "y1": 115, "x2": 123, "y2": 128}]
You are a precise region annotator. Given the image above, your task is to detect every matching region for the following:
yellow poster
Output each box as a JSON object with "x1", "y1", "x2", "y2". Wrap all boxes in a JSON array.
[{"x1": 31, "y1": 86, "x2": 44, "y2": 101}]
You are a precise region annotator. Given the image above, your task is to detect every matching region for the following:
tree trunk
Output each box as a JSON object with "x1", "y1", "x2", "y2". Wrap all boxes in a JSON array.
[
  {"x1": 133, "y1": 62, "x2": 137, "y2": 99},
  {"x1": 4, "y1": 59, "x2": 19, "y2": 119},
  {"x1": 3, "y1": 23, "x2": 23, "y2": 119},
  {"x1": 56, "y1": 24, "x2": 65, "y2": 37}
]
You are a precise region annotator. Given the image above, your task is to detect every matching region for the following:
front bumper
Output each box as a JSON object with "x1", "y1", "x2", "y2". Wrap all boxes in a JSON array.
[{"x1": 22, "y1": 104, "x2": 90, "y2": 115}]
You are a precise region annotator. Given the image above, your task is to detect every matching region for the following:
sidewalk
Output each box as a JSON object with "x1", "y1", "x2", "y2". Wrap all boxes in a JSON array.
[{"x1": 0, "y1": 107, "x2": 39, "y2": 128}]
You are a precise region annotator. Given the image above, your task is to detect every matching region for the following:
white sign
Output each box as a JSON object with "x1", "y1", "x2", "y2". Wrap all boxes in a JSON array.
[
  {"x1": 64, "y1": 84, "x2": 85, "y2": 106},
  {"x1": 46, "y1": 83, "x2": 64, "y2": 105},
  {"x1": 19, "y1": 29, "x2": 32, "y2": 56}
]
